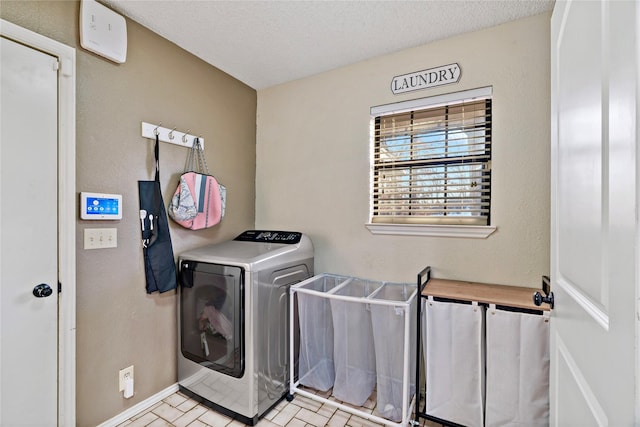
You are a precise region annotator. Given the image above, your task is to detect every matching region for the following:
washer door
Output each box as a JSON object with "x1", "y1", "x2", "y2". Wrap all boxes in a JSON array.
[{"x1": 180, "y1": 261, "x2": 244, "y2": 378}]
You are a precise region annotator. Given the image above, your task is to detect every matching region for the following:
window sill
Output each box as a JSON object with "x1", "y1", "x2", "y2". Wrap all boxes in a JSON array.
[{"x1": 365, "y1": 223, "x2": 497, "y2": 238}]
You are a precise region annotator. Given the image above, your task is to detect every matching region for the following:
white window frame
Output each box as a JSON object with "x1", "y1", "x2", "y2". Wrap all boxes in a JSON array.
[{"x1": 366, "y1": 87, "x2": 497, "y2": 238}]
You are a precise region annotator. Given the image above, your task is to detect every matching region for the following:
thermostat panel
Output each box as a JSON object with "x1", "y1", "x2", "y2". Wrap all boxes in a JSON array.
[{"x1": 81, "y1": 192, "x2": 122, "y2": 220}]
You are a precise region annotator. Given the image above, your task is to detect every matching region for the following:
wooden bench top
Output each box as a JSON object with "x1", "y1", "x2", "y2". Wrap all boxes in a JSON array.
[{"x1": 421, "y1": 278, "x2": 550, "y2": 311}]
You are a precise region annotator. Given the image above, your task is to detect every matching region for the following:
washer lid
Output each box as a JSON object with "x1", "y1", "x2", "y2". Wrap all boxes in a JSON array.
[{"x1": 179, "y1": 230, "x2": 312, "y2": 266}]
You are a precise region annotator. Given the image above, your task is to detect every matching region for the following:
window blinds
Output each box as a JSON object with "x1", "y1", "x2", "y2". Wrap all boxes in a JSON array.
[{"x1": 371, "y1": 92, "x2": 492, "y2": 225}]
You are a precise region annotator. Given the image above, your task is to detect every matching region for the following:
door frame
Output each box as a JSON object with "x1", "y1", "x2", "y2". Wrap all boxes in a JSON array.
[{"x1": 0, "y1": 19, "x2": 76, "y2": 426}]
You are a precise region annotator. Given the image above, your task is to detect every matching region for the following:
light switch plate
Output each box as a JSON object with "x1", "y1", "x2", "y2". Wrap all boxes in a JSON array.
[{"x1": 84, "y1": 228, "x2": 117, "y2": 249}]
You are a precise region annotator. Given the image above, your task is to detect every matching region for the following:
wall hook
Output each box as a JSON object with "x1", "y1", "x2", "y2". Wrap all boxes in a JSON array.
[{"x1": 141, "y1": 122, "x2": 203, "y2": 149}]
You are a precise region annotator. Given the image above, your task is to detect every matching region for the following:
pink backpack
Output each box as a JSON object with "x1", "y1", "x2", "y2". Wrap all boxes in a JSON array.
[{"x1": 169, "y1": 138, "x2": 226, "y2": 230}]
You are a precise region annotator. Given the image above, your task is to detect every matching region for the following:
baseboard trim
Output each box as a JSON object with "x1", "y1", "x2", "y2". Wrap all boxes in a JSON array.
[{"x1": 96, "y1": 383, "x2": 179, "y2": 427}]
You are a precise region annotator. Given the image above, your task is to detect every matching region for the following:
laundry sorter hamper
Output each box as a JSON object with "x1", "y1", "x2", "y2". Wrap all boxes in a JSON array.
[
  {"x1": 423, "y1": 295, "x2": 485, "y2": 427},
  {"x1": 370, "y1": 282, "x2": 417, "y2": 422},
  {"x1": 295, "y1": 274, "x2": 348, "y2": 391},
  {"x1": 414, "y1": 266, "x2": 553, "y2": 427},
  {"x1": 484, "y1": 304, "x2": 550, "y2": 426},
  {"x1": 289, "y1": 273, "x2": 417, "y2": 427},
  {"x1": 330, "y1": 277, "x2": 382, "y2": 406}
]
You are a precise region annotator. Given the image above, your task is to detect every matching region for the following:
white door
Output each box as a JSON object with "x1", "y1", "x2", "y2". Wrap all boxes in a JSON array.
[
  {"x1": 550, "y1": 0, "x2": 638, "y2": 425},
  {"x1": 0, "y1": 36, "x2": 59, "y2": 425}
]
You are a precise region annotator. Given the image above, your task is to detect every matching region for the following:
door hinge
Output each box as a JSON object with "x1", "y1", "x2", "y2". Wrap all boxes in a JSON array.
[
  {"x1": 58, "y1": 282, "x2": 62, "y2": 293},
  {"x1": 53, "y1": 60, "x2": 60, "y2": 71}
]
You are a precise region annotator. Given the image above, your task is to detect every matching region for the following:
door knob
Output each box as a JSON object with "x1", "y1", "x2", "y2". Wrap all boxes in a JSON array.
[
  {"x1": 533, "y1": 275, "x2": 554, "y2": 309},
  {"x1": 533, "y1": 290, "x2": 554, "y2": 308},
  {"x1": 33, "y1": 283, "x2": 53, "y2": 298}
]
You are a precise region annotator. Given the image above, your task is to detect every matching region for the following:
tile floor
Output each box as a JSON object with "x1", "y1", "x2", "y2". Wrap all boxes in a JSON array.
[{"x1": 117, "y1": 387, "x2": 441, "y2": 427}]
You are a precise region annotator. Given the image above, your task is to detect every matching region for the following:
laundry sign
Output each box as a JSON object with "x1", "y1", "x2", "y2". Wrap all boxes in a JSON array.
[{"x1": 391, "y1": 63, "x2": 461, "y2": 94}]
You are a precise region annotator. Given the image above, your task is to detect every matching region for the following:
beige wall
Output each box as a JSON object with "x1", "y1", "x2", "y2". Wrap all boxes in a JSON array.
[
  {"x1": 256, "y1": 12, "x2": 551, "y2": 286},
  {"x1": 1, "y1": 2, "x2": 256, "y2": 426}
]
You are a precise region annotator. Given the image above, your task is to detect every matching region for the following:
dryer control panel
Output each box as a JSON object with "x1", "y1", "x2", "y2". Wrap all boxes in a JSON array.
[{"x1": 234, "y1": 230, "x2": 302, "y2": 244}]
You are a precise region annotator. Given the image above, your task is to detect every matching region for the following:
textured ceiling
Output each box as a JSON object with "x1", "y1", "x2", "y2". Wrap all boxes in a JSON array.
[{"x1": 104, "y1": 0, "x2": 554, "y2": 90}]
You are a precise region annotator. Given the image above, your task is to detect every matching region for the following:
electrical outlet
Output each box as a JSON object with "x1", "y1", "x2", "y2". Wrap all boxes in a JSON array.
[
  {"x1": 118, "y1": 365, "x2": 134, "y2": 391},
  {"x1": 84, "y1": 228, "x2": 117, "y2": 249}
]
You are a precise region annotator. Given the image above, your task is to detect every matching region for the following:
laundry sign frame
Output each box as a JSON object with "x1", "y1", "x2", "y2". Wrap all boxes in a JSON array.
[{"x1": 391, "y1": 63, "x2": 461, "y2": 95}]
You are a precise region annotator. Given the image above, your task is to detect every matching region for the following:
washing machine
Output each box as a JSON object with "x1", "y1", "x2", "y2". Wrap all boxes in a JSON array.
[{"x1": 177, "y1": 230, "x2": 313, "y2": 425}]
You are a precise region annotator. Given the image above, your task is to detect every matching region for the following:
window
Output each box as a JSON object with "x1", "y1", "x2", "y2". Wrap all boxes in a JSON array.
[{"x1": 368, "y1": 87, "x2": 493, "y2": 235}]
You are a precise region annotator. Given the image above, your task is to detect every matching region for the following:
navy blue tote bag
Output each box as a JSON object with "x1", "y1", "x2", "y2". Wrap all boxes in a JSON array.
[{"x1": 138, "y1": 135, "x2": 178, "y2": 293}]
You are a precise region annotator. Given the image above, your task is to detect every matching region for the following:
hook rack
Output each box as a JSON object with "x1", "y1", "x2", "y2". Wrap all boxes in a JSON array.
[{"x1": 141, "y1": 122, "x2": 204, "y2": 149}]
